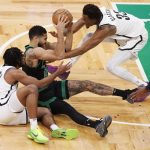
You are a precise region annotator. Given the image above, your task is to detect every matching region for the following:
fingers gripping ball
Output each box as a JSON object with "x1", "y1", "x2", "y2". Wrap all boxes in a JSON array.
[{"x1": 52, "y1": 9, "x2": 73, "y2": 27}]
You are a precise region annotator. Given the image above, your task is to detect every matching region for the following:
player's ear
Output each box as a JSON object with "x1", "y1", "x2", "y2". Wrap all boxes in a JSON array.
[{"x1": 33, "y1": 36, "x2": 39, "y2": 41}]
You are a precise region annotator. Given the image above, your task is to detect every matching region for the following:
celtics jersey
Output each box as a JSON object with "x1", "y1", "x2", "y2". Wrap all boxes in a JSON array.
[
  {"x1": 99, "y1": 7, "x2": 146, "y2": 40},
  {"x1": 22, "y1": 45, "x2": 48, "y2": 80}
]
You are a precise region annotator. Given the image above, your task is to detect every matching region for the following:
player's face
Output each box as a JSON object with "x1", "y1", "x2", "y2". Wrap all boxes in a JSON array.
[
  {"x1": 83, "y1": 15, "x2": 96, "y2": 28},
  {"x1": 38, "y1": 33, "x2": 47, "y2": 47}
]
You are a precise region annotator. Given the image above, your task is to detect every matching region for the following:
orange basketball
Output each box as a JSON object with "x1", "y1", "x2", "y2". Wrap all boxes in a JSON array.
[{"x1": 52, "y1": 9, "x2": 73, "y2": 26}]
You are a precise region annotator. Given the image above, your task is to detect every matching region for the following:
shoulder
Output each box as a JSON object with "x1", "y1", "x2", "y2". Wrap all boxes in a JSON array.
[
  {"x1": 7, "y1": 68, "x2": 24, "y2": 75},
  {"x1": 27, "y1": 47, "x2": 43, "y2": 58}
]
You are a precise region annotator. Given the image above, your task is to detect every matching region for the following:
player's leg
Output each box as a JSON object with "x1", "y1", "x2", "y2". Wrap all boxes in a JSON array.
[
  {"x1": 106, "y1": 49, "x2": 146, "y2": 86},
  {"x1": 106, "y1": 31, "x2": 148, "y2": 86},
  {"x1": 37, "y1": 107, "x2": 78, "y2": 140},
  {"x1": 50, "y1": 100, "x2": 112, "y2": 137},
  {"x1": 16, "y1": 85, "x2": 48, "y2": 144},
  {"x1": 68, "y1": 80, "x2": 135, "y2": 103},
  {"x1": 38, "y1": 83, "x2": 79, "y2": 140}
]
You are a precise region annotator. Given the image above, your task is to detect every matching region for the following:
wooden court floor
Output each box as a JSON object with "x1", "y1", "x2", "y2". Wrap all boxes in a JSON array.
[{"x1": 0, "y1": 0, "x2": 150, "y2": 150}]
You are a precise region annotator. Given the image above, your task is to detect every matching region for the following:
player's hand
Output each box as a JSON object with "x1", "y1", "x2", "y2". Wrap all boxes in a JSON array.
[
  {"x1": 55, "y1": 15, "x2": 70, "y2": 32},
  {"x1": 127, "y1": 87, "x2": 149, "y2": 102},
  {"x1": 55, "y1": 61, "x2": 72, "y2": 75},
  {"x1": 50, "y1": 20, "x2": 72, "y2": 37}
]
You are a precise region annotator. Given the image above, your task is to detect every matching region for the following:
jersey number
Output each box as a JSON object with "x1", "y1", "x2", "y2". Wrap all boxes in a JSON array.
[{"x1": 114, "y1": 11, "x2": 130, "y2": 20}]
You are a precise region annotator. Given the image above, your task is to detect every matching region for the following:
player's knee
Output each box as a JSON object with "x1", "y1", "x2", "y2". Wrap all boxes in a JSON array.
[{"x1": 27, "y1": 84, "x2": 38, "y2": 93}]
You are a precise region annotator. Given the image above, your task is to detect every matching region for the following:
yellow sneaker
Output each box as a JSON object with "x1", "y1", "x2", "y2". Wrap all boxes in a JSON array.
[
  {"x1": 27, "y1": 127, "x2": 49, "y2": 144},
  {"x1": 51, "y1": 128, "x2": 79, "y2": 140}
]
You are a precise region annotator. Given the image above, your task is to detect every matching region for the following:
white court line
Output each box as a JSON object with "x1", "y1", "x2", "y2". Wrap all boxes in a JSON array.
[
  {"x1": 0, "y1": 24, "x2": 53, "y2": 55},
  {"x1": 86, "y1": 115, "x2": 150, "y2": 127},
  {"x1": 111, "y1": 2, "x2": 149, "y2": 82},
  {"x1": 136, "y1": 59, "x2": 148, "y2": 81},
  {"x1": 0, "y1": 21, "x2": 76, "y2": 54},
  {"x1": 0, "y1": 22, "x2": 149, "y2": 127}
]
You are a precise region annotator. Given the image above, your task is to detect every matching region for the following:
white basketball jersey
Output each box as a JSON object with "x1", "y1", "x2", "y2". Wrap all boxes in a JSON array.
[
  {"x1": 99, "y1": 7, "x2": 145, "y2": 40},
  {"x1": 0, "y1": 66, "x2": 18, "y2": 106}
]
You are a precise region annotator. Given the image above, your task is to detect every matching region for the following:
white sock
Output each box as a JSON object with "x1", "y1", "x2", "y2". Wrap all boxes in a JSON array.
[
  {"x1": 133, "y1": 78, "x2": 148, "y2": 86},
  {"x1": 29, "y1": 118, "x2": 38, "y2": 130},
  {"x1": 50, "y1": 124, "x2": 59, "y2": 131}
]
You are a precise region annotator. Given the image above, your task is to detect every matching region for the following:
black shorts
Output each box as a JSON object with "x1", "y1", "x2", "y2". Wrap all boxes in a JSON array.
[{"x1": 38, "y1": 80, "x2": 69, "y2": 108}]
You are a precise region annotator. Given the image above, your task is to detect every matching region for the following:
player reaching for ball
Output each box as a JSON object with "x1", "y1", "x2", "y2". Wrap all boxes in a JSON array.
[
  {"x1": 23, "y1": 14, "x2": 73, "y2": 80},
  {"x1": 60, "y1": 4, "x2": 148, "y2": 86},
  {"x1": 50, "y1": 5, "x2": 148, "y2": 87},
  {"x1": 47, "y1": 9, "x2": 74, "y2": 79}
]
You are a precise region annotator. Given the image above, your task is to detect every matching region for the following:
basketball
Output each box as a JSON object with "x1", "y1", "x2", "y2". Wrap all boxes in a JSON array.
[{"x1": 52, "y1": 9, "x2": 73, "y2": 26}]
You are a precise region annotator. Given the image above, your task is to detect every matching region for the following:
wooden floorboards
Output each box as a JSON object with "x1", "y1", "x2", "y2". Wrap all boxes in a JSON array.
[{"x1": 0, "y1": 0, "x2": 150, "y2": 150}]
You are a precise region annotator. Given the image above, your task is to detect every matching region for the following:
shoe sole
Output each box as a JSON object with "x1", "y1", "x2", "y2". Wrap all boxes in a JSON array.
[
  {"x1": 51, "y1": 129, "x2": 79, "y2": 140},
  {"x1": 96, "y1": 115, "x2": 112, "y2": 137},
  {"x1": 27, "y1": 135, "x2": 48, "y2": 144}
]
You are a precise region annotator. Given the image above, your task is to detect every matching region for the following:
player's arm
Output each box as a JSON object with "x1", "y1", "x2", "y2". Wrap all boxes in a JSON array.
[
  {"x1": 46, "y1": 24, "x2": 73, "y2": 52},
  {"x1": 72, "y1": 17, "x2": 85, "y2": 33},
  {"x1": 32, "y1": 47, "x2": 63, "y2": 62},
  {"x1": 54, "y1": 22, "x2": 65, "y2": 56},
  {"x1": 10, "y1": 62, "x2": 70, "y2": 88},
  {"x1": 49, "y1": 17, "x2": 85, "y2": 38},
  {"x1": 44, "y1": 16, "x2": 70, "y2": 58},
  {"x1": 63, "y1": 25, "x2": 116, "y2": 58},
  {"x1": 65, "y1": 23, "x2": 73, "y2": 51},
  {"x1": 45, "y1": 42, "x2": 57, "y2": 50},
  {"x1": 46, "y1": 30, "x2": 73, "y2": 52}
]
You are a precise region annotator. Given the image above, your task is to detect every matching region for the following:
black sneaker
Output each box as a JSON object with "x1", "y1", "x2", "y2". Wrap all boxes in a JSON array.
[{"x1": 95, "y1": 115, "x2": 112, "y2": 137}]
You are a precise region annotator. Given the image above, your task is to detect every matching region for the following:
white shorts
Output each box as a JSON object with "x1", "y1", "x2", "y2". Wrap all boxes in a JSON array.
[
  {"x1": 115, "y1": 29, "x2": 148, "y2": 57},
  {"x1": 0, "y1": 91, "x2": 28, "y2": 125},
  {"x1": 105, "y1": 28, "x2": 148, "y2": 58}
]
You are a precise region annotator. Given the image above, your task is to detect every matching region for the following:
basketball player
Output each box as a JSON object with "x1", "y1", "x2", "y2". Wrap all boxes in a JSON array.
[
  {"x1": 26, "y1": 15, "x2": 72, "y2": 79},
  {"x1": 52, "y1": 4, "x2": 148, "y2": 86},
  {"x1": 22, "y1": 23, "x2": 139, "y2": 137},
  {"x1": 0, "y1": 47, "x2": 79, "y2": 143}
]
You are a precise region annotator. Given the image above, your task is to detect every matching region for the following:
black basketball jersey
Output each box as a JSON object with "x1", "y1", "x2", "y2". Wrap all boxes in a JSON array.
[{"x1": 22, "y1": 45, "x2": 48, "y2": 80}]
